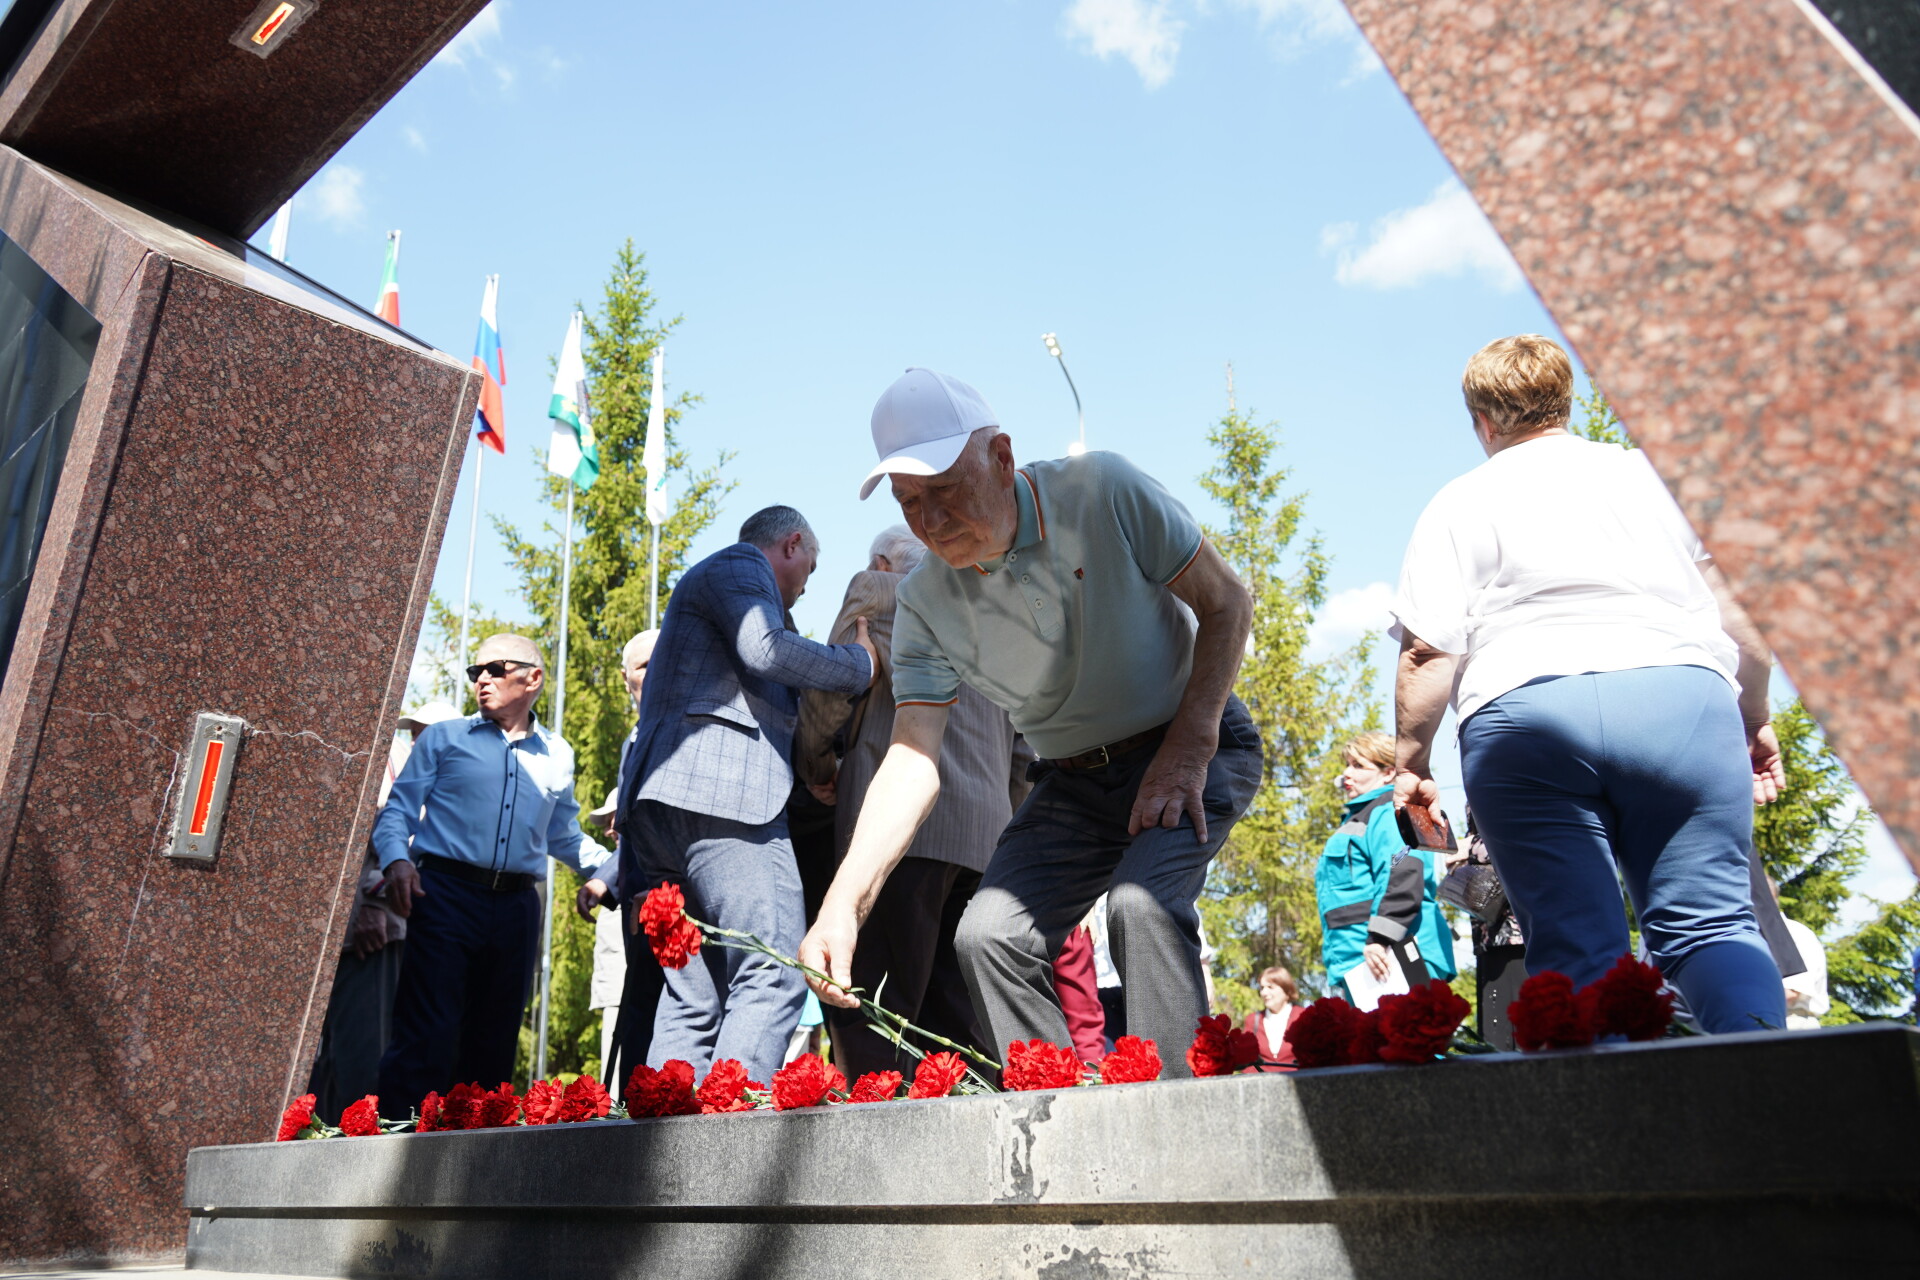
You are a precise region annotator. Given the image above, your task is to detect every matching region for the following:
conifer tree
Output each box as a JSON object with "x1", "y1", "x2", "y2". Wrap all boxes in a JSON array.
[{"x1": 1197, "y1": 408, "x2": 1380, "y2": 1016}]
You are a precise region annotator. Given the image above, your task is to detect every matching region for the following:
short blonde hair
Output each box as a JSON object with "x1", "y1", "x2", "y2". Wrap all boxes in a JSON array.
[
  {"x1": 1462, "y1": 334, "x2": 1573, "y2": 437},
  {"x1": 1344, "y1": 731, "x2": 1395, "y2": 772},
  {"x1": 1258, "y1": 966, "x2": 1297, "y2": 1001}
]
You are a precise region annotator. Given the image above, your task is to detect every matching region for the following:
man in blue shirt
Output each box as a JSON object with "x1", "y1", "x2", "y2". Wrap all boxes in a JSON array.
[{"x1": 374, "y1": 633, "x2": 609, "y2": 1118}]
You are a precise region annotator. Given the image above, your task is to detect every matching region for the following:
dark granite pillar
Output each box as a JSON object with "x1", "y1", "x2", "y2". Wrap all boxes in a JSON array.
[{"x1": 1344, "y1": 0, "x2": 1920, "y2": 871}]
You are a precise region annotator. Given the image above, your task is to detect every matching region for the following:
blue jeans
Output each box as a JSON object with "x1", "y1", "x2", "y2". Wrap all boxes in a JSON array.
[
  {"x1": 1460, "y1": 665, "x2": 1785, "y2": 1035},
  {"x1": 630, "y1": 800, "x2": 806, "y2": 1085}
]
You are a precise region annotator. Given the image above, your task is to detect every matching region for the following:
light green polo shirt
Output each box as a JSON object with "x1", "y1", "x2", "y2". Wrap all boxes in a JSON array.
[{"x1": 892, "y1": 450, "x2": 1205, "y2": 760}]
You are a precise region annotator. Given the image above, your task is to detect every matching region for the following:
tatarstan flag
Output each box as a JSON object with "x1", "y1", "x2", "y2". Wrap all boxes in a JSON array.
[
  {"x1": 374, "y1": 230, "x2": 401, "y2": 325},
  {"x1": 471, "y1": 275, "x2": 506, "y2": 454}
]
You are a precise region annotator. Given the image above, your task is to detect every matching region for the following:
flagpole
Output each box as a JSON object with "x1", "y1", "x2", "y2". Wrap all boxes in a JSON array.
[
  {"x1": 536, "y1": 484, "x2": 577, "y2": 1081},
  {"x1": 455, "y1": 442, "x2": 483, "y2": 679},
  {"x1": 649, "y1": 523, "x2": 659, "y2": 630}
]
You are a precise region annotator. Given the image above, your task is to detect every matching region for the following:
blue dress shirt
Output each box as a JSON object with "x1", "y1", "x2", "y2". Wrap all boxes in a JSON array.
[{"x1": 373, "y1": 713, "x2": 609, "y2": 879}]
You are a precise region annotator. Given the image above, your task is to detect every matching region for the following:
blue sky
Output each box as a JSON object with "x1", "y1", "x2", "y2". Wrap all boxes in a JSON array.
[{"x1": 260, "y1": 0, "x2": 1910, "y2": 911}]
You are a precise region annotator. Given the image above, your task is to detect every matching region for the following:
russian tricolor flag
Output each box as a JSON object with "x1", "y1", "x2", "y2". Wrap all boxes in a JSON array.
[{"x1": 472, "y1": 275, "x2": 506, "y2": 454}]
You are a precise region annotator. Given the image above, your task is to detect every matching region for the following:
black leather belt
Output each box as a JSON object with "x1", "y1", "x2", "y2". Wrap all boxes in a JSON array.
[
  {"x1": 418, "y1": 853, "x2": 536, "y2": 892},
  {"x1": 1047, "y1": 724, "x2": 1168, "y2": 771}
]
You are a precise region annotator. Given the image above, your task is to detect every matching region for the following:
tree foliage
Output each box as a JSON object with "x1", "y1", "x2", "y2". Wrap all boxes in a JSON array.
[
  {"x1": 1756, "y1": 700, "x2": 1920, "y2": 1022},
  {"x1": 1572, "y1": 378, "x2": 1632, "y2": 447},
  {"x1": 1197, "y1": 408, "x2": 1381, "y2": 1017},
  {"x1": 420, "y1": 242, "x2": 734, "y2": 1081}
]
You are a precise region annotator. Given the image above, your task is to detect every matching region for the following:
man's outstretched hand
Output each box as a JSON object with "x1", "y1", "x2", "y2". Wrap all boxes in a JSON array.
[
  {"x1": 799, "y1": 907, "x2": 862, "y2": 1009},
  {"x1": 575, "y1": 876, "x2": 610, "y2": 922}
]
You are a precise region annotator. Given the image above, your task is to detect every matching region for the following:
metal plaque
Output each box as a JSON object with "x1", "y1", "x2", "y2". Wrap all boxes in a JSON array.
[{"x1": 165, "y1": 712, "x2": 247, "y2": 863}]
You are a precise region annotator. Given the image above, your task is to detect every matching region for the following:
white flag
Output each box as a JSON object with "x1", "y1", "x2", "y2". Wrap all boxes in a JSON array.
[
  {"x1": 546, "y1": 313, "x2": 598, "y2": 489},
  {"x1": 643, "y1": 344, "x2": 669, "y2": 525}
]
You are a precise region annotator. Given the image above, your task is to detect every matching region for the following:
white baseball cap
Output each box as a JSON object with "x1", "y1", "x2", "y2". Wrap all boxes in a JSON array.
[{"x1": 859, "y1": 368, "x2": 999, "y2": 500}]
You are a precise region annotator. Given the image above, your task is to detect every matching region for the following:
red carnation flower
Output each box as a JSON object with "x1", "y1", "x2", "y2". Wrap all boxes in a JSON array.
[
  {"x1": 416, "y1": 1092, "x2": 449, "y2": 1132},
  {"x1": 1285, "y1": 997, "x2": 1364, "y2": 1069},
  {"x1": 1584, "y1": 954, "x2": 1675, "y2": 1041},
  {"x1": 475, "y1": 1082, "x2": 522, "y2": 1128},
  {"x1": 846, "y1": 1071, "x2": 904, "y2": 1104},
  {"x1": 438, "y1": 1082, "x2": 485, "y2": 1130},
  {"x1": 558, "y1": 1074, "x2": 611, "y2": 1122},
  {"x1": 696, "y1": 1059, "x2": 762, "y2": 1114},
  {"x1": 1185, "y1": 1014, "x2": 1260, "y2": 1077},
  {"x1": 906, "y1": 1051, "x2": 970, "y2": 1099},
  {"x1": 626, "y1": 1060, "x2": 701, "y2": 1118},
  {"x1": 339, "y1": 1095, "x2": 381, "y2": 1137},
  {"x1": 1003, "y1": 1039, "x2": 1084, "y2": 1091},
  {"x1": 276, "y1": 1093, "x2": 318, "y2": 1142},
  {"x1": 771, "y1": 1053, "x2": 846, "y2": 1110},
  {"x1": 1099, "y1": 1036, "x2": 1163, "y2": 1085},
  {"x1": 1377, "y1": 981, "x2": 1471, "y2": 1064},
  {"x1": 1346, "y1": 1009, "x2": 1385, "y2": 1064},
  {"x1": 1510, "y1": 971, "x2": 1596, "y2": 1051},
  {"x1": 521, "y1": 1078, "x2": 565, "y2": 1126},
  {"x1": 639, "y1": 883, "x2": 704, "y2": 970}
]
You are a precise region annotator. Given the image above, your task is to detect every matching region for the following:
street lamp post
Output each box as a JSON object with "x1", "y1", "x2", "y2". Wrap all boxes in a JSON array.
[{"x1": 1041, "y1": 332, "x2": 1086, "y2": 456}]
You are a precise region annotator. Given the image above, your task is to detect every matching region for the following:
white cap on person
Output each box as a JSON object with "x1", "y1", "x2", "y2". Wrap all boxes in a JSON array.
[{"x1": 859, "y1": 368, "x2": 999, "y2": 500}]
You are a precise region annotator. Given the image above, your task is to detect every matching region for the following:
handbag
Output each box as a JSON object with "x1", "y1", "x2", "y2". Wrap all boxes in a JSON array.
[{"x1": 1438, "y1": 860, "x2": 1509, "y2": 925}]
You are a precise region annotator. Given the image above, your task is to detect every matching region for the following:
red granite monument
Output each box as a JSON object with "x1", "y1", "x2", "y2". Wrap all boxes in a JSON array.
[{"x1": 0, "y1": 0, "x2": 489, "y2": 1266}]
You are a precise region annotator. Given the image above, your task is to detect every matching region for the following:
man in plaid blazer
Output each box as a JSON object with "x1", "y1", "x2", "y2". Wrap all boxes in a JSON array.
[{"x1": 619, "y1": 505, "x2": 876, "y2": 1084}]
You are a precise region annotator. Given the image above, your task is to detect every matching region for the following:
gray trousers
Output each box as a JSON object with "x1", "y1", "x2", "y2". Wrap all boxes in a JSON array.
[
  {"x1": 306, "y1": 938, "x2": 405, "y2": 1125},
  {"x1": 955, "y1": 697, "x2": 1262, "y2": 1079},
  {"x1": 630, "y1": 800, "x2": 807, "y2": 1086}
]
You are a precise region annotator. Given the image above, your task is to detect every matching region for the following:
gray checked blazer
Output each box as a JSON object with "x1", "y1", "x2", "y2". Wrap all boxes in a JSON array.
[{"x1": 628, "y1": 541, "x2": 873, "y2": 827}]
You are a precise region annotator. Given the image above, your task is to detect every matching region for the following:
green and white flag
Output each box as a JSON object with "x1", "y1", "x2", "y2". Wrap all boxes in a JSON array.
[
  {"x1": 546, "y1": 311, "x2": 599, "y2": 489},
  {"x1": 643, "y1": 344, "x2": 668, "y2": 525}
]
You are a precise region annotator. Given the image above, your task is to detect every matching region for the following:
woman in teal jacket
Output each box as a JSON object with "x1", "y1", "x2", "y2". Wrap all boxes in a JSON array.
[{"x1": 1315, "y1": 732, "x2": 1457, "y2": 999}]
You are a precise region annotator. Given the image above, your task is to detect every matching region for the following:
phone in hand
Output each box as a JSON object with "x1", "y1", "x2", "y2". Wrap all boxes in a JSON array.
[{"x1": 1396, "y1": 801, "x2": 1457, "y2": 853}]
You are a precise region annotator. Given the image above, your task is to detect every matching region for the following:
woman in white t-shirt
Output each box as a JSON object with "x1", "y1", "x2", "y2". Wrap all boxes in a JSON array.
[{"x1": 1390, "y1": 335, "x2": 1787, "y2": 1036}]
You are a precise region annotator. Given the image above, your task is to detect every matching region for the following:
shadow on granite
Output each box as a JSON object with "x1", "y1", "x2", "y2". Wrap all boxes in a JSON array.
[{"x1": 182, "y1": 1025, "x2": 1920, "y2": 1280}]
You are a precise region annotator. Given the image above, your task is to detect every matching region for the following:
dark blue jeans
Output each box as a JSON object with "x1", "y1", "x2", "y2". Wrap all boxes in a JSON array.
[
  {"x1": 376, "y1": 869, "x2": 540, "y2": 1118},
  {"x1": 1461, "y1": 665, "x2": 1786, "y2": 1034}
]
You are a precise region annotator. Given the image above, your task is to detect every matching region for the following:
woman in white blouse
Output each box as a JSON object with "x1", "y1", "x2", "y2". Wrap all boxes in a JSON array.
[{"x1": 1390, "y1": 335, "x2": 1786, "y2": 1035}]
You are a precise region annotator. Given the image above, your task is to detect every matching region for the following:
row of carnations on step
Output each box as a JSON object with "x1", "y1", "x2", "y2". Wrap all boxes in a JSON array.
[{"x1": 275, "y1": 955, "x2": 1675, "y2": 1140}]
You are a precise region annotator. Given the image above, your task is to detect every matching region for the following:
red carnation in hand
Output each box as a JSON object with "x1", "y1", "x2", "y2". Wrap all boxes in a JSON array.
[
  {"x1": 846, "y1": 1071, "x2": 904, "y2": 1104},
  {"x1": 640, "y1": 884, "x2": 704, "y2": 970},
  {"x1": 627, "y1": 1060, "x2": 701, "y2": 1118},
  {"x1": 771, "y1": 1053, "x2": 847, "y2": 1109},
  {"x1": 1510, "y1": 972, "x2": 1596, "y2": 1050},
  {"x1": 1099, "y1": 1036, "x2": 1163, "y2": 1084},
  {"x1": 559, "y1": 1074, "x2": 612, "y2": 1122},
  {"x1": 696, "y1": 1059, "x2": 762, "y2": 1113},
  {"x1": 1286, "y1": 997, "x2": 1364, "y2": 1068},
  {"x1": 475, "y1": 1083, "x2": 522, "y2": 1128},
  {"x1": 1185, "y1": 1014, "x2": 1260, "y2": 1077},
  {"x1": 906, "y1": 1051, "x2": 970, "y2": 1099},
  {"x1": 1377, "y1": 981, "x2": 1471, "y2": 1064},
  {"x1": 339, "y1": 1095, "x2": 382, "y2": 1137},
  {"x1": 1584, "y1": 955, "x2": 1675, "y2": 1041},
  {"x1": 276, "y1": 1093, "x2": 318, "y2": 1142},
  {"x1": 416, "y1": 1092, "x2": 449, "y2": 1132},
  {"x1": 521, "y1": 1079, "x2": 565, "y2": 1126},
  {"x1": 1003, "y1": 1039, "x2": 1084, "y2": 1091}
]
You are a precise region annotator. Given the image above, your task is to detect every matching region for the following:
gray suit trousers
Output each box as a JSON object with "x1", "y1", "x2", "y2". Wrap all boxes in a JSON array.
[{"x1": 954, "y1": 697, "x2": 1262, "y2": 1079}]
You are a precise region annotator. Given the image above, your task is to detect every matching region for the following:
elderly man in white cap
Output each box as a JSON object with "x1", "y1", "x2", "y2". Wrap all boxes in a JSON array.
[
  {"x1": 800, "y1": 370, "x2": 1260, "y2": 1077},
  {"x1": 374, "y1": 633, "x2": 611, "y2": 1118},
  {"x1": 304, "y1": 698, "x2": 458, "y2": 1123}
]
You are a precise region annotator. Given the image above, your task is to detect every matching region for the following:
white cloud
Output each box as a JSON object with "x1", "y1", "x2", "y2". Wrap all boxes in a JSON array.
[
  {"x1": 403, "y1": 126, "x2": 428, "y2": 154},
  {"x1": 301, "y1": 165, "x2": 365, "y2": 229},
  {"x1": 433, "y1": 2, "x2": 501, "y2": 67},
  {"x1": 1324, "y1": 179, "x2": 1525, "y2": 293},
  {"x1": 1307, "y1": 580, "x2": 1395, "y2": 659},
  {"x1": 1062, "y1": 0, "x2": 1184, "y2": 90}
]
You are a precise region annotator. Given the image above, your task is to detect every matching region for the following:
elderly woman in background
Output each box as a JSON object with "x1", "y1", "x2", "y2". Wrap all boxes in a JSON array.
[{"x1": 1391, "y1": 335, "x2": 1787, "y2": 1035}]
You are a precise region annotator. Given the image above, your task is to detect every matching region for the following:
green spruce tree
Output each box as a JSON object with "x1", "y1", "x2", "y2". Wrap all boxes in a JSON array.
[
  {"x1": 449, "y1": 241, "x2": 733, "y2": 1081},
  {"x1": 1756, "y1": 700, "x2": 1920, "y2": 1021},
  {"x1": 1197, "y1": 408, "x2": 1381, "y2": 1017},
  {"x1": 1572, "y1": 378, "x2": 1632, "y2": 447}
]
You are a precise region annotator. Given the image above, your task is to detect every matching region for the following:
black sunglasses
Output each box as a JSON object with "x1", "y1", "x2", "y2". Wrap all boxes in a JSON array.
[{"x1": 466, "y1": 659, "x2": 534, "y2": 683}]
